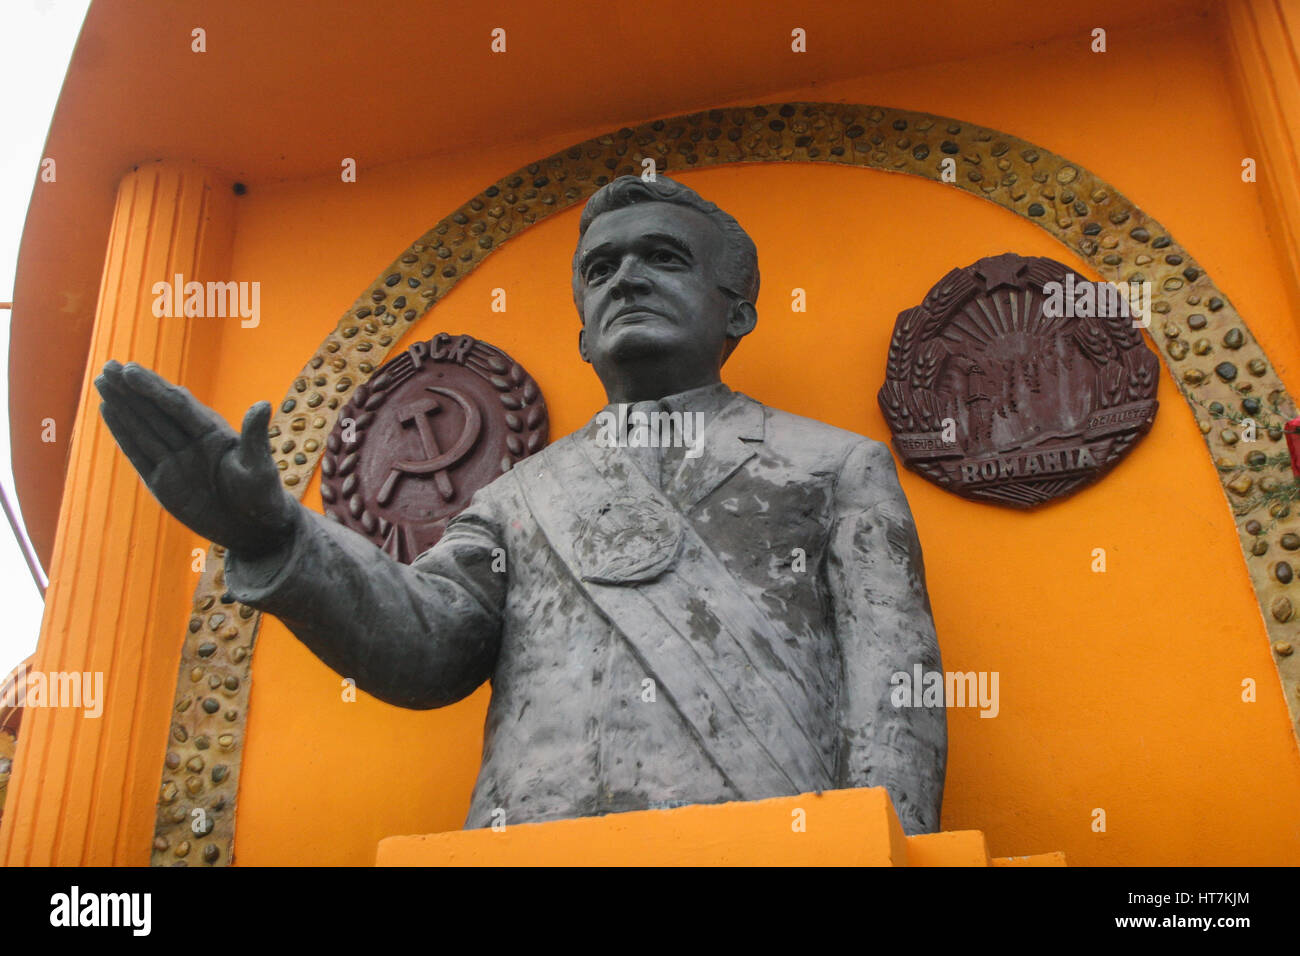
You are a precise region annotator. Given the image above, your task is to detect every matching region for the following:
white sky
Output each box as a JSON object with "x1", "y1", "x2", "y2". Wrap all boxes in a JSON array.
[{"x1": 0, "y1": 0, "x2": 92, "y2": 676}]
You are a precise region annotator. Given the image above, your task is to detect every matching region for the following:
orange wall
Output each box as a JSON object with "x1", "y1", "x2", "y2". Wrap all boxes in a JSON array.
[{"x1": 178, "y1": 14, "x2": 1300, "y2": 865}]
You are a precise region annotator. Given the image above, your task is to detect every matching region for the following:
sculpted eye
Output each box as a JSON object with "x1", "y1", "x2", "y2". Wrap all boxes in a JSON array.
[
  {"x1": 650, "y1": 248, "x2": 683, "y2": 265},
  {"x1": 586, "y1": 260, "x2": 612, "y2": 282}
]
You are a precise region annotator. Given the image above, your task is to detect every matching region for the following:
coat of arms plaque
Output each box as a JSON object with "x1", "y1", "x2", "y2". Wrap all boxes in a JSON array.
[{"x1": 878, "y1": 252, "x2": 1159, "y2": 508}]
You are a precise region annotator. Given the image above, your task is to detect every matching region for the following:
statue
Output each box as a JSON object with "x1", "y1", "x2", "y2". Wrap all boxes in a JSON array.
[{"x1": 95, "y1": 175, "x2": 947, "y2": 834}]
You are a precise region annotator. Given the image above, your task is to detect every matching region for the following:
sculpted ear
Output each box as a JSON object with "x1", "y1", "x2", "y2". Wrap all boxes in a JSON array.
[
  {"x1": 726, "y1": 299, "x2": 757, "y2": 340},
  {"x1": 721, "y1": 302, "x2": 758, "y2": 366},
  {"x1": 578, "y1": 326, "x2": 591, "y2": 364},
  {"x1": 721, "y1": 300, "x2": 757, "y2": 366}
]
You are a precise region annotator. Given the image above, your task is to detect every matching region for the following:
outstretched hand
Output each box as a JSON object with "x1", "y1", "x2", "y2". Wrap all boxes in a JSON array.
[{"x1": 94, "y1": 360, "x2": 299, "y2": 557}]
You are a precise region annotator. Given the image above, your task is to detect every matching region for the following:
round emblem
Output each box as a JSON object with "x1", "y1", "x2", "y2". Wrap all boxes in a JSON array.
[
  {"x1": 878, "y1": 252, "x2": 1159, "y2": 508},
  {"x1": 320, "y1": 333, "x2": 548, "y2": 561},
  {"x1": 574, "y1": 495, "x2": 685, "y2": 586}
]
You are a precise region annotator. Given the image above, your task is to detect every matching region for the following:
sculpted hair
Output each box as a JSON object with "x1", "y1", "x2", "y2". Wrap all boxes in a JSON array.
[{"x1": 571, "y1": 175, "x2": 761, "y2": 323}]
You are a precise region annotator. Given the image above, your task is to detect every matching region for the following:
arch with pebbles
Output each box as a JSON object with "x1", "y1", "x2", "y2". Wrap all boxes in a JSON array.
[{"x1": 152, "y1": 102, "x2": 1300, "y2": 866}]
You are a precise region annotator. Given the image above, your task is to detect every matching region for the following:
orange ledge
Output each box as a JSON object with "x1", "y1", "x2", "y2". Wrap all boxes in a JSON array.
[{"x1": 375, "y1": 787, "x2": 1064, "y2": 867}]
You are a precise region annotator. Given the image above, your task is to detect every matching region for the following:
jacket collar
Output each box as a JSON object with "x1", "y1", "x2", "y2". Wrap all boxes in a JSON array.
[{"x1": 577, "y1": 387, "x2": 765, "y2": 510}]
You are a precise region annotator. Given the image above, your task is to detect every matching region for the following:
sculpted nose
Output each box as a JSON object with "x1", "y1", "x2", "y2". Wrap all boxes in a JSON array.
[{"x1": 609, "y1": 262, "x2": 653, "y2": 299}]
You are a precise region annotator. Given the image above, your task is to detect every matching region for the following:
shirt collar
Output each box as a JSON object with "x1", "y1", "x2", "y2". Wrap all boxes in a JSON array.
[
  {"x1": 657, "y1": 381, "x2": 734, "y2": 419},
  {"x1": 600, "y1": 381, "x2": 735, "y2": 427}
]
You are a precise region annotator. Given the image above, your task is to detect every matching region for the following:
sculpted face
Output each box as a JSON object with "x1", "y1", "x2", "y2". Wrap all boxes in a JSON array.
[{"x1": 575, "y1": 202, "x2": 752, "y2": 398}]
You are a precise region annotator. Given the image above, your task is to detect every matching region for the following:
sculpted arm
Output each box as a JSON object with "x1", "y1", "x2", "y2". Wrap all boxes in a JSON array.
[
  {"x1": 94, "y1": 360, "x2": 503, "y2": 710},
  {"x1": 826, "y1": 439, "x2": 947, "y2": 834},
  {"x1": 223, "y1": 497, "x2": 504, "y2": 708}
]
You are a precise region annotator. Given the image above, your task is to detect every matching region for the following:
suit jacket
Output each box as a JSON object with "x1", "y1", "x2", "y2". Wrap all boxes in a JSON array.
[{"x1": 225, "y1": 386, "x2": 947, "y2": 833}]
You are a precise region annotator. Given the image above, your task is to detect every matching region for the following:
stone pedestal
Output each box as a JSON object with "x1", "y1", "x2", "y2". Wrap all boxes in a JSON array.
[{"x1": 376, "y1": 787, "x2": 1065, "y2": 866}]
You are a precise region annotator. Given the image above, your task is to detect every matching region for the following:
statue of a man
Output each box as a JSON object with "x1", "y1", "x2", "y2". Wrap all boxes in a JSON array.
[{"x1": 95, "y1": 175, "x2": 947, "y2": 834}]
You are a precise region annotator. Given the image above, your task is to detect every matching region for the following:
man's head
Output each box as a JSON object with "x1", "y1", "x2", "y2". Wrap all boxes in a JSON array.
[{"x1": 572, "y1": 176, "x2": 760, "y2": 396}]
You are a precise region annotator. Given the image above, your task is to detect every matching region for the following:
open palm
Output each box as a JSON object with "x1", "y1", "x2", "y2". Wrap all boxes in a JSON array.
[{"x1": 94, "y1": 360, "x2": 299, "y2": 557}]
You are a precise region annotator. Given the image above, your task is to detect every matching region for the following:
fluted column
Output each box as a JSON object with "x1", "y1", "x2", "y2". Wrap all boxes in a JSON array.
[
  {"x1": 0, "y1": 161, "x2": 233, "y2": 864},
  {"x1": 1221, "y1": 0, "x2": 1300, "y2": 319}
]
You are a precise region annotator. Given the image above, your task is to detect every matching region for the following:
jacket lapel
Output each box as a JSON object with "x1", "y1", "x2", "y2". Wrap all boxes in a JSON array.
[{"x1": 669, "y1": 393, "x2": 765, "y2": 510}]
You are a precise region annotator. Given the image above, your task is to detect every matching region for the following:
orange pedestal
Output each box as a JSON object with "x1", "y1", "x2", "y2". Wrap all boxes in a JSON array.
[{"x1": 375, "y1": 788, "x2": 1065, "y2": 867}]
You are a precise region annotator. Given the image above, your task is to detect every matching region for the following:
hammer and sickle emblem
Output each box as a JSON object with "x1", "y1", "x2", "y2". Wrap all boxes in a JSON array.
[{"x1": 377, "y1": 386, "x2": 482, "y2": 504}]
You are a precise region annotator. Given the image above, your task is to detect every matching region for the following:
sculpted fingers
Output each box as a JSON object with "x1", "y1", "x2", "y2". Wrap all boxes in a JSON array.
[
  {"x1": 94, "y1": 358, "x2": 123, "y2": 386},
  {"x1": 99, "y1": 400, "x2": 162, "y2": 479},
  {"x1": 119, "y1": 361, "x2": 221, "y2": 440},
  {"x1": 237, "y1": 401, "x2": 274, "y2": 471},
  {"x1": 92, "y1": 360, "x2": 126, "y2": 405},
  {"x1": 97, "y1": 362, "x2": 192, "y2": 453},
  {"x1": 96, "y1": 363, "x2": 161, "y2": 473},
  {"x1": 95, "y1": 370, "x2": 188, "y2": 459}
]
